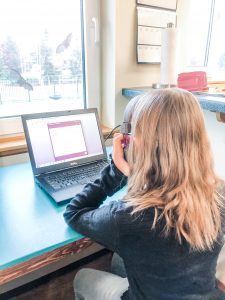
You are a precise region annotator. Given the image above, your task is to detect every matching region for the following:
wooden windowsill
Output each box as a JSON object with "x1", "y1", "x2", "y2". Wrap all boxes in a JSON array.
[
  {"x1": 0, "y1": 125, "x2": 116, "y2": 157},
  {"x1": 0, "y1": 134, "x2": 27, "y2": 157}
]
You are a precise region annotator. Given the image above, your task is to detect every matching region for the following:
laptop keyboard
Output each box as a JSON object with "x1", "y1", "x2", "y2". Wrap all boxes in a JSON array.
[{"x1": 43, "y1": 160, "x2": 108, "y2": 191}]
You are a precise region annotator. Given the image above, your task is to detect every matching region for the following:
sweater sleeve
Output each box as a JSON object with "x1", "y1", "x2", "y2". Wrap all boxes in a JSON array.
[
  {"x1": 63, "y1": 160, "x2": 127, "y2": 251},
  {"x1": 65, "y1": 201, "x2": 121, "y2": 251}
]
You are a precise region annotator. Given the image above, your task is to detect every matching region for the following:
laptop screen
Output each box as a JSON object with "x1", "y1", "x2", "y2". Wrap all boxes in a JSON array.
[{"x1": 22, "y1": 109, "x2": 107, "y2": 175}]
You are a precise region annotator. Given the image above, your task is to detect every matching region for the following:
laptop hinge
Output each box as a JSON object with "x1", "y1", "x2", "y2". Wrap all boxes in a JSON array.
[{"x1": 36, "y1": 158, "x2": 109, "y2": 177}]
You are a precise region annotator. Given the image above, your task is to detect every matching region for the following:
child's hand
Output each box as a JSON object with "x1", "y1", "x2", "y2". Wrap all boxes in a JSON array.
[{"x1": 112, "y1": 133, "x2": 130, "y2": 177}]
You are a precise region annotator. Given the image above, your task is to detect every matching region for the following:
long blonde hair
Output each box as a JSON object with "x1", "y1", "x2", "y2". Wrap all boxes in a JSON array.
[{"x1": 125, "y1": 88, "x2": 224, "y2": 251}]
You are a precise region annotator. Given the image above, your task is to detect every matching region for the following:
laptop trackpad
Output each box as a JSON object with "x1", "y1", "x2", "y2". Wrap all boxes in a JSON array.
[{"x1": 51, "y1": 184, "x2": 84, "y2": 203}]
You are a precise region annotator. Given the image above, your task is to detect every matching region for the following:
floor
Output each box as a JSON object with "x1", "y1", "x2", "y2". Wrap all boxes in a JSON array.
[{"x1": 2, "y1": 249, "x2": 112, "y2": 300}]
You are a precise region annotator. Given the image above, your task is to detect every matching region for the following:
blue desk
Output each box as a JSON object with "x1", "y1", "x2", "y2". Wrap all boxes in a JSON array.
[
  {"x1": 122, "y1": 87, "x2": 225, "y2": 113},
  {"x1": 0, "y1": 162, "x2": 126, "y2": 293}
]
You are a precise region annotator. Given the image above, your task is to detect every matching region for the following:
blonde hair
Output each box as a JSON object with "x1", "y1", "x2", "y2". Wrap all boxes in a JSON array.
[{"x1": 125, "y1": 88, "x2": 224, "y2": 251}]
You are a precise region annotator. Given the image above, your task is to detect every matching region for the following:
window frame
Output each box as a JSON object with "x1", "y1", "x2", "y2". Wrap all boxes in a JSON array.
[
  {"x1": 179, "y1": 0, "x2": 225, "y2": 78},
  {"x1": 0, "y1": 0, "x2": 101, "y2": 136},
  {"x1": 204, "y1": 0, "x2": 215, "y2": 66}
]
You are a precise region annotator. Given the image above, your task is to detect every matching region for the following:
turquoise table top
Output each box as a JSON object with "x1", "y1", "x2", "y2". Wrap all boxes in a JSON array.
[
  {"x1": 122, "y1": 87, "x2": 225, "y2": 113},
  {"x1": 0, "y1": 162, "x2": 126, "y2": 270}
]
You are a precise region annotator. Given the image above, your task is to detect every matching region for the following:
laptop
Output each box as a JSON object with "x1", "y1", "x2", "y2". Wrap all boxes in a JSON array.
[{"x1": 22, "y1": 108, "x2": 109, "y2": 204}]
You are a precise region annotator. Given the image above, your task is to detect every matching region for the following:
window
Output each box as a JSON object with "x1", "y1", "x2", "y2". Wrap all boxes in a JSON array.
[
  {"x1": 184, "y1": 0, "x2": 225, "y2": 78},
  {"x1": 185, "y1": 0, "x2": 213, "y2": 67},
  {"x1": 207, "y1": 0, "x2": 225, "y2": 74},
  {"x1": 0, "y1": 0, "x2": 100, "y2": 123}
]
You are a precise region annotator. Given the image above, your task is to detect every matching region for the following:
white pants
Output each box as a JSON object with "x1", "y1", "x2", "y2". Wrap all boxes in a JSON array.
[{"x1": 74, "y1": 253, "x2": 129, "y2": 300}]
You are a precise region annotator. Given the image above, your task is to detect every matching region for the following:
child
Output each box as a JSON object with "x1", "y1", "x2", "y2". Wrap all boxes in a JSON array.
[{"x1": 64, "y1": 88, "x2": 225, "y2": 300}]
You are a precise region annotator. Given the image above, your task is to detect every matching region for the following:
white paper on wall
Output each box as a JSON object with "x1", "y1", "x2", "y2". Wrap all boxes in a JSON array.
[
  {"x1": 137, "y1": 6, "x2": 176, "y2": 28},
  {"x1": 137, "y1": 45, "x2": 161, "y2": 63},
  {"x1": 137, "y1": 0, "x2": 177, "y2": 10},
  {"x1": 138, "y1": 26, "x2": 162, "y2": 45}
]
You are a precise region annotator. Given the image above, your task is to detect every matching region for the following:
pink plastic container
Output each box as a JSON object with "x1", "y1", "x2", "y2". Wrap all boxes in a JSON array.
[{"x1": 177, "y1": 71, "x2": 207, "y2": 91}]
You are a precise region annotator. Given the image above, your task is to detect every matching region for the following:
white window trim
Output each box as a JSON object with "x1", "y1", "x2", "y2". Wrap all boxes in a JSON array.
[
  {"x1": 83, "y1": 0, "x2": 101, "y2": 112},
  {"x1": 0, "y1": 0, "x2": 101, "y2": 136}
]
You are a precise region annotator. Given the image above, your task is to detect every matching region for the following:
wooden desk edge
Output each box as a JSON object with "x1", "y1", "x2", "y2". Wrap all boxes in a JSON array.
[{"x1": 0, "y1": 238, "x2": 104, "y2": 294}]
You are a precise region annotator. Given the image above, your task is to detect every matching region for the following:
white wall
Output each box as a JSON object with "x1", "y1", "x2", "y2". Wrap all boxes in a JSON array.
[
  {"x1": 101, "y1": 0, "x2": 196, "y2": 127},
  {"x1": 115, "y1": 0, "x2": 160, "y2": 126},
  {"x1": 100, "y1": 0, "x2": 116, "y2": 127},
  {"x1": 204, "y1": 110, "x2": 225, "y2": 181},
  {"x1": 101, "y1": 0, "x2": 160, "y2": 128}
]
